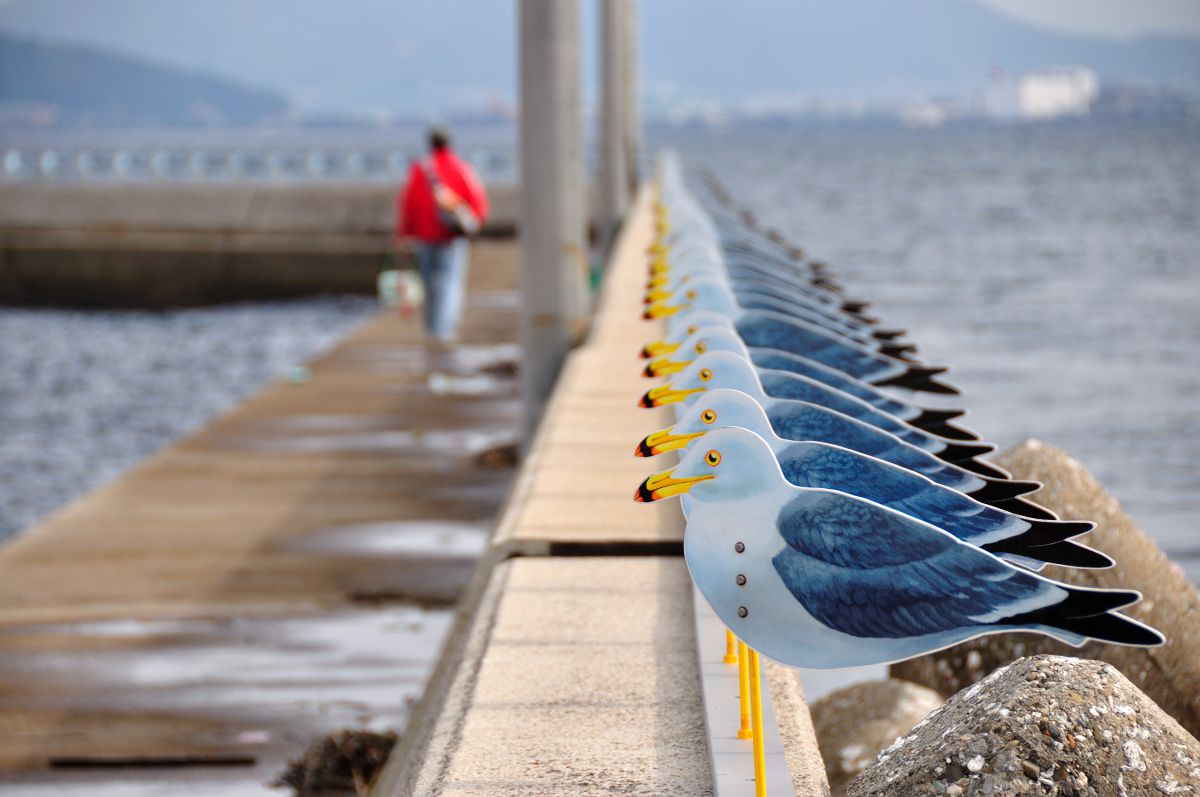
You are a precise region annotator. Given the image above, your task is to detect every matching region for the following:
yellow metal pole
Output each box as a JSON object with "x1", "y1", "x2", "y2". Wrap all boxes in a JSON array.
[
  {"x1": 723, "y1": 629, "x2": 737, "y2": 664},
  {"x1": 736, "y1": 640, "x2": 752, "y2": 740},
  {"x1": 748, "y1": 648, "x2": 767, "y2": 797}
]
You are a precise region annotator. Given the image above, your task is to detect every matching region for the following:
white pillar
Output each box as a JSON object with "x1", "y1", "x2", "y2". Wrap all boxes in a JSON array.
[
  {"x1": 519, "y1": 0, "x2": 585, "y2": 440},
  {"x1": 621, "y1": 1, "x2": 639, "y2": 195},
  {"x1": 598, "y1": 0, "x2": 631, "y2": 243}
]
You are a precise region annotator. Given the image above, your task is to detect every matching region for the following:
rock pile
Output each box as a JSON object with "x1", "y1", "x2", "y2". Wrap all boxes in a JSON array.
[{"x1": 847, "y1": 655, "x2": 1200, "y2": 797}]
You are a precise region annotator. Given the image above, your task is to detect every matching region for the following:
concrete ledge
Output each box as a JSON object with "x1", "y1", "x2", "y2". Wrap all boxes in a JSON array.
[{"x1": 377, "y1": 557, "x2": 715, "y2": 797}]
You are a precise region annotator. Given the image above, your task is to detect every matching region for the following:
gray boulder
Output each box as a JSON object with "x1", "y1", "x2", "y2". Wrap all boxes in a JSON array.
[
  {"x1": 849, "y1": 655, "x2": 1200, "y2": 797},
  {"x1": 811, "y1": 679, "x2": 944, "y2": 795}
]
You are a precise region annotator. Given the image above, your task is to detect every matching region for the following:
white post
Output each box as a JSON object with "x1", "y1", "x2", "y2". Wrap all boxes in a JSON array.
[
  {"x1": 519, "y1": 0, "x2": 585, "y2": 441},
  {"x1": 622, "y1": 1, "x2": 639, "y2": 195},
  {"x1": 598, "y1": 0, "x2": 631, "y2": 244}
]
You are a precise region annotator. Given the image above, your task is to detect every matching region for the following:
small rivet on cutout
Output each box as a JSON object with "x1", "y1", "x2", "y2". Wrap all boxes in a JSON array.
[
  {"x1": 737, "y1": 606, "x2": 748, "y2": 618},
  {"x1": 734, "y1": 542, "x2": 745, "y2": 553},
  {"x1": 736, "y1": 574, "x2": 747, "y2": 586}
]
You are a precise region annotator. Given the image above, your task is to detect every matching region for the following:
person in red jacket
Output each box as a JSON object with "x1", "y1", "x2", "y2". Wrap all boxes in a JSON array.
[{"x1": 397, "y1": 127, "x2": 489, "y2": 347}]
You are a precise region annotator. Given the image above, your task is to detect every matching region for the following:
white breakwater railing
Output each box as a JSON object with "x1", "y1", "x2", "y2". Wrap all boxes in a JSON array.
[{"x1": 0, "y1": 145, "x2": 516, "y2": 185}]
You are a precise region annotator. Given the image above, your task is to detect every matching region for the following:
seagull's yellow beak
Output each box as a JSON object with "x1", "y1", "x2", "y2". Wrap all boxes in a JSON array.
[
  {"x1": 644, "y1": 288, "x2": 673, "y2": 304},
  {"x1": 649, "y1": 259, "x2": 670, "y2": 275},
  {"x1": 646, "y1": 274, "x2": 670, "y2": 290},
  {"x1": 635, "y1": 427, "x2": 704, "y2": 457},
  {"x1": 642, "y1": 301, "x2": 683, "y2": 320},
  {"x1": 638, "y1": 383, "x2": 705, "y2": 408},
  {"x1": 640, "y1": 340, "x2": 680, "y2": 359},
  {"x1": 634, "y1": 468, "x2": 712, "y2": 502},
  {"x1": 642, "y1": 356, "x2": 691, "y2": 378}
]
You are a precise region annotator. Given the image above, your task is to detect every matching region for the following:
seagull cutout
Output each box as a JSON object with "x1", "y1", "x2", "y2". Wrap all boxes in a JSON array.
[
  {"x1": 642, "y1": 308, "x2": 958, "y2": 396},
  {"x1": 635, "y1": 392, "x2": 1108, "y2": 571},
  {"x1": 638, "y1": 388, "x2": 1046, "y2": 512},
  {"x1": 635, "y1": 427, "x2": 1163, "y2": 669},
  {"x1": 644, "y1": 326, "x2": 967, "y2": 438},
  {"x1": 647, "y1": 242, "x2": 864, "y2": 313},
  {"x1": 639, "y1": 352, "x2": 994, "y2": 467},
  {"x1": 645, "y1": 277, "x2": 918, "y2": 362},
  {"x1": 646, "y1": 266, "x2": 891, "y2": 339},
  {"x1": 646, "y1": 277, "x2": 908, "y2": 353}
]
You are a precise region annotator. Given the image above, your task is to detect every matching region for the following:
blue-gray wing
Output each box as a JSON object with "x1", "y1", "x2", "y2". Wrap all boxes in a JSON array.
[
  {"x1": 777, "y1": 443, "x2": 1016, "y2": 545},
  {"x1": 759, "y1": 370, "x2": 931, "y2": 445},
  {"x1": 735, "y1": 312, "x2": 896, "y2": 381},
  {"x1": 750, "y1": 348, "x2": 912, "y2": 418},
  {"x1": 734, "y1": 289, "x2": 870, "y2": 342},
  {"x1": 766, "y1": 402, "x2": 977, "y2": 492},
  {"x1": 771, "y1": 492, "x2": 1054, "y2": 639}
]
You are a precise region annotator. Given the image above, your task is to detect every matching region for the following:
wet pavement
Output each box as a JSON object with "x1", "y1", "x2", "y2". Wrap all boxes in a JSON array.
[{"x1": 0, "y1": 241, "x2": 521, "y2": 794}]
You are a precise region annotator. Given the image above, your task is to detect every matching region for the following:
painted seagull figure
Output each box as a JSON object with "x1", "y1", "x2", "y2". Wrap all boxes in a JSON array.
[
  {"x1": 639, "y1": 352, "x2": 994, "y2": 466},
  {"x1": 642, "y1": 308, "x2": 958, "y2": 395},
  {"x1": 645, "y1": 277, "x2": 919, "y2": 361},
  {"x1": 644, "y1": 325, "x2": 968, "y2": 439},
  {"x1": 635, "y1": 391, "x2": 1108, "y2": 570},
  {"x1": 646, "y1": 264, "x2": 893, "y2": 340},
  {"x1": 635, "y1": 427, "x2": 1163, "y2": 669},
  {"x1": 638, "y1": 387, "x2": 1047, "y2": 513}
]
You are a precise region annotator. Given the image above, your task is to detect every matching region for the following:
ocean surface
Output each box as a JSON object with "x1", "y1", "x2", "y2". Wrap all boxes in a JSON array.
[
  {"x1": 0, "y1": 298, "x2": 377, "y2": 540},
  {"x1": 659, "y1": 122, "x2": 1200, "y2": 583}
]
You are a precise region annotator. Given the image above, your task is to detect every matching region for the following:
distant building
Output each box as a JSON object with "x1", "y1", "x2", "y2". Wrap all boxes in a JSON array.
[{"x1": 983, "y1": 67, "x2": 1099, "y2": 121}]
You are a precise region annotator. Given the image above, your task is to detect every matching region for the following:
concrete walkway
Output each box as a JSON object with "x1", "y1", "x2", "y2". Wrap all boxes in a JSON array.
[{"x1": 0, "y1": 241, "x2": 522, "y2": 791}]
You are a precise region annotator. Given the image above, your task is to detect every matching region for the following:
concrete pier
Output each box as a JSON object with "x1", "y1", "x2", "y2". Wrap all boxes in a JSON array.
[{"x1": 0, "y1": 242, "x2": 521, "y2": 790}]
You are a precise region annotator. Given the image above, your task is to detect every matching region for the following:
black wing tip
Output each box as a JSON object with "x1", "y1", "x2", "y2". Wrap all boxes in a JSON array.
[
  {"x1": 919, "y1": 420, "x2": 980, "y2": 442},
  {"x1": 990, "y1": 497, "x2": 1058, "y2": 520},
  {"x1": 939, "y1": 441, "x2": 998, "y2": 463},
  {"x1": 874, "y1": 367, "x2": 961, "y2": 395},
  {"x1": 1022, "y1": 519, "x2": 1096, "y2": 544},
  {"x1": 914, "y1": 407, "x2": 967, "y2": 425},
  {"x1": 986, "y1": 538, "x2": 1114, "y2": 570},
  {"x1": 1008, "y1": 588, "x2": 1164, "y2": 647},
  {"x1": 970, "y1": 479, "x2": 1044, "y2": 503},
  {"x1": 871, "y1": 328, "x2": 908, "y2": 341}
]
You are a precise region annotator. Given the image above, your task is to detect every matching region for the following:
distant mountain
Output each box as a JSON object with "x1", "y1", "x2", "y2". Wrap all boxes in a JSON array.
[
  {"x1": 0, "y1": 31, "x2": 289, "y2": 126},
  {"x1": 0, "y1": 0, "x2": 1197, "y2": 116},
  {"x1": 641, "y1": 0, "x2": 1200, "y2": 106}
]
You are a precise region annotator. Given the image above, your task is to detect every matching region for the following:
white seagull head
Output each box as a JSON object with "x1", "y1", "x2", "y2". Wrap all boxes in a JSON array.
[
  {"x1": 635, "y1": 426, "x2": 783, "y2": 504},
  {"x1": 636, "y1": 388, "x2": 777, "y2": 458},
  {"x1": 638, "y1": 351, "x2": 764, "y2": 409},
  {"x1": 643, "y1": 325, "x2": 750, "y2": 377}
]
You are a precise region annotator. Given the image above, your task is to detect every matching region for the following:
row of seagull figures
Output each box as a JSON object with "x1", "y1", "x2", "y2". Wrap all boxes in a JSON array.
[{"x1": 631, "y1": 155, "x2": 1163, "y2": 670}]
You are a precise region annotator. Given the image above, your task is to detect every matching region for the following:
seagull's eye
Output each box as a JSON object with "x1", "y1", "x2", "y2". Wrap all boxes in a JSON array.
[
  {"x1": 705, "y1": 450, "x2": 722, "y2": 467},
  {"x1": 698, "y1": 368, "x2": 712, "y2": 382},
  {"x1": 686, "y1": 289, "x2": 697, "y2": 300},
  {"x1": 686, "y1": 325, "x2": 697, "y2": 335},
  {"x1": 701, "y1": 409, "x2": 717, "y2": 424},
  {"x1": 695, "y1": 341, "x2": 707, "y2": 354}
]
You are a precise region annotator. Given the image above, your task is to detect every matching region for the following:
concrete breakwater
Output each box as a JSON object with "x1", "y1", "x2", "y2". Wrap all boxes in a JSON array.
[
  {"x1": 0, "y1": 181, "x2": 517, "y2": 307},
  {"x1": 375, "y1": 186, "x2": 1199, "y2": 796}
]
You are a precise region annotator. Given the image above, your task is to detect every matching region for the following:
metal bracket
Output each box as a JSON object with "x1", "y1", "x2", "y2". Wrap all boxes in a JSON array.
[{"x1": 693, "y1": 585, "x2": 797, "y2": 796}]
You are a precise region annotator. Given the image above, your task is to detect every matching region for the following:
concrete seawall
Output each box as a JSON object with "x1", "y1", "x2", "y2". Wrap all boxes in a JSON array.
[{"x1": 0, "y1": 181, "x2": 517, "y2": 307}]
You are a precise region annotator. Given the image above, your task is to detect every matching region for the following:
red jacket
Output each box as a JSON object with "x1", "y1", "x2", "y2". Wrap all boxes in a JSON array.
[{"x1": 398, "y1": 149, "x2": 489, "y2": 243}]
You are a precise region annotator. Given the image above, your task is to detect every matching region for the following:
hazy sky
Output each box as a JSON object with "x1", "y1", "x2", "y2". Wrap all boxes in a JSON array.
[
  {"x1": 1, "y1": 0, "x2": 1197, "y2": 114},
  {"x1": 982, "y1": 0, "x2": 1200, "y2": 38}
]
